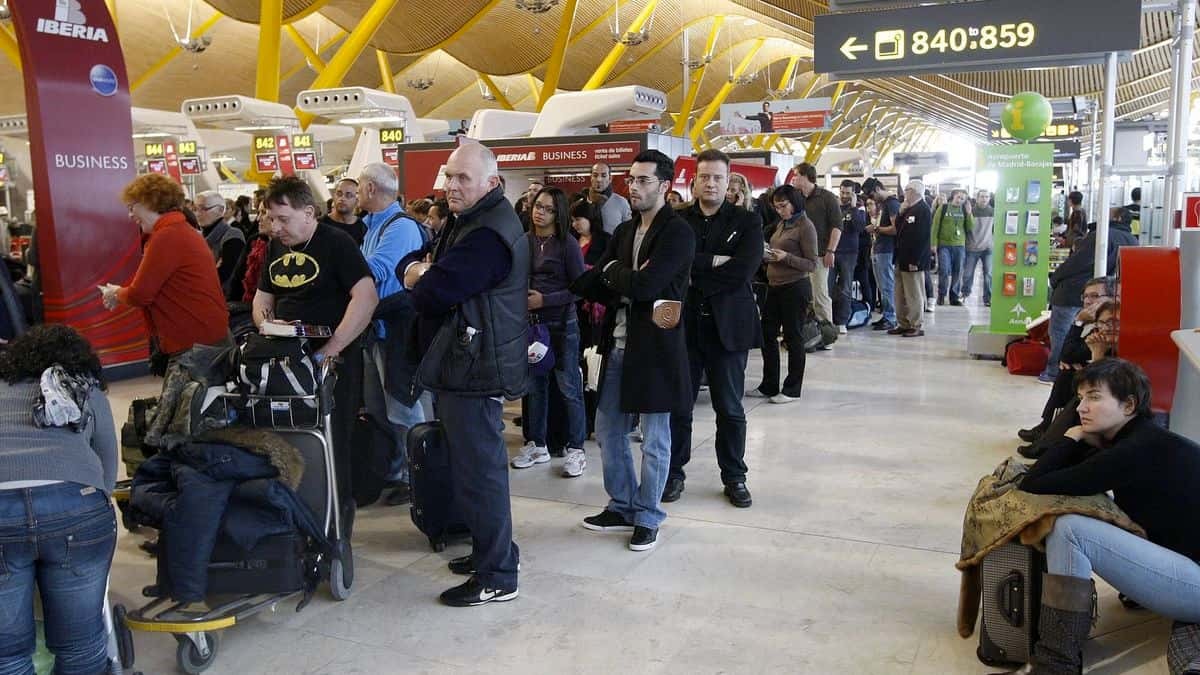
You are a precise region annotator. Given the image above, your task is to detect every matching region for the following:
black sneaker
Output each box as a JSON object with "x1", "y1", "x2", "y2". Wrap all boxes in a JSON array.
[
  {"x1": 384, "y1": 483, "x2": 412, "y2": 506},
  {"x1": 439, "y1": 577, "x2": 518, "y2": 607},
  {"x1": 629, "y1": 526, "x2": 658, "y2": 551},
  {"x1": 581, "y1": 510, "x2": 634, "y2": 532},
  {"x1": 872, "y1": 320, "x2": 896, "y2": 331}
]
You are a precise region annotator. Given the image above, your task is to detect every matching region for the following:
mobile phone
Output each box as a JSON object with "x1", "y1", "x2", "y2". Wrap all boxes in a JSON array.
[
  {"x1": 1004, "y1": 242, "x2": 1018, "y2": 266},
  {"x1": 1026, "y1": 180, "x2": 1041, "y2": 204},
  {"x1": 1003, "y1": 273, "x2": 1017, "y2": 297},
  {"x1": 1005, "y1": 210, "x2": 1020, "y2": 235}
]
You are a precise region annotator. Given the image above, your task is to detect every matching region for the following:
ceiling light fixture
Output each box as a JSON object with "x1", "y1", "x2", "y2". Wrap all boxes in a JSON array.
[
  {"x1": 609, "y1": 0, "x2": 656, "y2": 46},
  {"x1": 406, "y1": 77, "x2": 435, "y2": 91},
  {"x1": 515, "y1": 0, "x2": 558, "y2": 12}
]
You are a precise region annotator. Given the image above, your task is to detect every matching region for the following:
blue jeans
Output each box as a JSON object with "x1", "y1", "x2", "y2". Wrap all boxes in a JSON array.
[
  {"x1": 962, "y1": 249, "x2": 992, "y2": 302},
  {"x1": 1041, "y1": 305, "x2": 1082, "y2": 380},
  {"x1": 0, "y1": 483, "x2": 117, "y2": 675},
  {"x1": 871, "y1": 251, "x2": 896, "y2": 323},
  {"x1": 367, "y1": 341, "x2": 426, "y2": 483},
  {"x1": 936, "y1": 245, "x2": 966, "y2": 302},
  {"x1": 525, "y1": 320, "x2": 586, "y2": 449},
  {"x1": 595, "y1": 348, "x2": 672, "y2": 529},
  {"x1": 1047, "y1": 514, "x2": 1200, "y2": 623}
]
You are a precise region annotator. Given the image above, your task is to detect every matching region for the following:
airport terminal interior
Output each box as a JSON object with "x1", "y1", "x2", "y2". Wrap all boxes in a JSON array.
[{"x1": 0, "y1": 0, "x2": 1198, "y2": 674}]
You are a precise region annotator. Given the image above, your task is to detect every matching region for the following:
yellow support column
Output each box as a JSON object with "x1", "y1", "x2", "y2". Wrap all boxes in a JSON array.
[
  {"x1": 526, "y1": 74, "x2": 542, "y2": 102},
  {"x1": 671, "y1": 15, "x2": 724, "y2": 135},
  {"x1": 0, "y1": 24, "x2": 20, "y2": 71},
  {"x1": 849, "y1": 101, "x2": 879, "y2": 149},
  {"x1": 776, "y1": 55, "x2": 799, "y2": 94},
  {"x1": 806, "y1": 85, "x2": 855, "y2": 163},
  {"x1": 375, "y1": 50, "x2": 395, "y2": 93},
  {"x1": 797, "y1": 72, "x2": 822, "y2": 100},
  {"x1": 105, "y1": 0, "x2": 118, "y2": 30},
  {"x1": 132, "y1": 14, "x2": 223, "y2": 92},
  {"x1": 280, "y1": 30, "x2": 344, "y2": 83},
  {"x1": 537, "y1": 0, "x2": 580, "y2": 110},
  {"x1": 689, "y1": 38, "x2": 764, "y2": 141},
  {"x1": 297, "y1": 0, "x2": 401, "y2": 128},
  {"x1": 583, "y1": 0, "x2": 659, "y2": 90},
  {"x1": 478, "y1": 73, "x2": 515, "y2": 111},
  {"x1": 284, "y1": 24, "x2": 326, "y2": 73},
  {"x1": 256, "y1": 0, "x2": 284, "y2": 102}
]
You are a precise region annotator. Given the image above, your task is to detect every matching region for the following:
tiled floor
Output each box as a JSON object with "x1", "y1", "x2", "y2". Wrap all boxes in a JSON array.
[{"x1": 103, "y1": 301, "x2": 1169, "y2": 674}]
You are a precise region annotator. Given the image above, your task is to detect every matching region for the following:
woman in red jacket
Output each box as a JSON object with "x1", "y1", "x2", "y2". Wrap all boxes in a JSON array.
[{"x1": 102, "y1": 174, "x2": 230, "y2": 441}]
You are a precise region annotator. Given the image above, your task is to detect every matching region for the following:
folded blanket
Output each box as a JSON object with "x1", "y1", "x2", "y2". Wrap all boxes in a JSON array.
[{"x1": 956, "y1": 457, "x2": 1145, "y2": 638}]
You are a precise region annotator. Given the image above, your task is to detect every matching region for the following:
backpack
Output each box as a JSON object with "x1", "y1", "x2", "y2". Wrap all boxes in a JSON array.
[{"x1": 1003, "y1": 339, "x2": 1049, "y2": 377}]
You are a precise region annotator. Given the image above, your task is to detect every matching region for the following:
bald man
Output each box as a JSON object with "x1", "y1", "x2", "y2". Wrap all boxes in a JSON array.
[{"x1": 398, "y1": 141, "x2": 529, "y2": 607}]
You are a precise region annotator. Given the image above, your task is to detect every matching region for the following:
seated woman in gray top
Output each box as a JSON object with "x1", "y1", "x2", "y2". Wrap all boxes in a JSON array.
[{"x1": 0, "y1": 324, "x2": 118, "y2": 675}]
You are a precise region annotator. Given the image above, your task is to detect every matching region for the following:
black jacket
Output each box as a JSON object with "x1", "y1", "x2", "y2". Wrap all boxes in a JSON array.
[
  {"x1": 895, "y1": 200, "x2": 933, "y2": 271},
  {"x1": 571, "y1": 204, "x2": 695, "y2": 413},
  {"x1": 681, "y1": 200, "x2": 763, "y2": 352},
  {"x1": 1022, "y1": 416, "x2": 1200, "y2": 561},
  {"x1": 1049, "y1": 223, "x2": 1138, "y2": 307},
  {"x1": 415, "y1": 187, "x2": 530, "y2": 400},
  {"x1": 581, "y1": 229, "x2": 612, "y2": 267}
]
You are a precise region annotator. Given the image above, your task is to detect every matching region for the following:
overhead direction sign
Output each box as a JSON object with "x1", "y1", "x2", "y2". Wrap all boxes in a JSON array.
[{"x1": 814, "y1": 0, "x2": 1141, "y2": 78}]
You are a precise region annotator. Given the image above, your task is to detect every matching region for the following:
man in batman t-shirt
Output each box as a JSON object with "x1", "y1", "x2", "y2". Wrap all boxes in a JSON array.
[{"x1": 254, "y1": 176, "x2": 377, "y2": 539}]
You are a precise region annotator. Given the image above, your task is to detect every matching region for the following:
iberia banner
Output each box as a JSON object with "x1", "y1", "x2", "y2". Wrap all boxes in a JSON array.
[
  {"x1": 979, "y1": 143, "x2": 1053, "y2": 335},
  {"x1": 10, "y1": 0, "x2": 146, "y2": 366}
]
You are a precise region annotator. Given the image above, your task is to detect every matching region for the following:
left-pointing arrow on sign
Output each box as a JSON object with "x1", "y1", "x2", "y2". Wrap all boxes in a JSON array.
[{"x1": 840, "y1": 36, "x2": 869, "y2": 60}]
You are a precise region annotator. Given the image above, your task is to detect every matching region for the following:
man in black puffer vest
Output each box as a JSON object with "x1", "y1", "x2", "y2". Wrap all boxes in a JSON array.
[{"x1": 399, "y1": 140, "x2": 529, "y2": 607}]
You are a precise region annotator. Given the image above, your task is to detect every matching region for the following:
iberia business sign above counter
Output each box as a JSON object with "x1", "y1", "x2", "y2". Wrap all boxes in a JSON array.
[
  {"x1": 814, "y1": 0, "x2": 1141, "y2": 79},
  {"x1": 12, "y1": 0, "x2": 146, "y2": 368}
]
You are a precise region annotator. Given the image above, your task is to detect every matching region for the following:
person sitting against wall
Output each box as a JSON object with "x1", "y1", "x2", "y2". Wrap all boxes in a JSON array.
[
  {"x1": 102, "y1": 174, "x2": 231, "y2": 442},
  {"x1": 1013, "y1": 358, "x2": 1200, "y2": 675},
  {"x1": 1018, "y1": 278, "x2": 1116, "y2": 449},
  {"x1": 0, "y1": 324, "x2": 118, "y2": 675}
]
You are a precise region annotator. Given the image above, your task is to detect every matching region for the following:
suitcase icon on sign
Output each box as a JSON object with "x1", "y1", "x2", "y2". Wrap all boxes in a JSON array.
[{"x1": 875, "y1": 29, "x2": 905, "y2": 60}]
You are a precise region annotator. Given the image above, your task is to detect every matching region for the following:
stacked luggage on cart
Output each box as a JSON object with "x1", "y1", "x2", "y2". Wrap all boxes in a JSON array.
[{"x1": 115, "y1": 331, "x2": 352, "y2": 674}]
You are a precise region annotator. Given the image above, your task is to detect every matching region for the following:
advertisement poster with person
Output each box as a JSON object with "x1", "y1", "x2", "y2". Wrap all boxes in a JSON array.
[{"x1": 718, "y1": 98, "x2": 833, "y2": 136}]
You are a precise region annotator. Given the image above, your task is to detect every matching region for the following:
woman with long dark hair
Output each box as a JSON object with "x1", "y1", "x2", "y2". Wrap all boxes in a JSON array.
[
  {"x1": 512, "y1": 186, "x2": 589, "y2": 478},
  {"x1": 0, "y1": 324, "x2": 118, "y2": 674}
]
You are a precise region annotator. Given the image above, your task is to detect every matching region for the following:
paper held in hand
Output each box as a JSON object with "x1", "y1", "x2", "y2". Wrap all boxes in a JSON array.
[{"x1": 260, "y1": 320, "x2": 332, "y2": 339}]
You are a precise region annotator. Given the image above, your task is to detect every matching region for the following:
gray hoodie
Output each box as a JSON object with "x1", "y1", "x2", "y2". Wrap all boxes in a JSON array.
[{"x1": 966, "y1": 205, "x2": 993, "y2": 252}]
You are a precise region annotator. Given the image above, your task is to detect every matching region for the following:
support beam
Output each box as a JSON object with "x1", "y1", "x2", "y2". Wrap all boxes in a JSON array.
[
  {"x1": 131, "y1": 13, "x2": 223, "y2": 92},
  {"x1": 798, "y1": 72, "x2": 823, "y2": 100},
  {"x1": 280, "y1": 30, "x2": 345, "y2": 83},
  {"x1": 583, "y1": 0, "x2": 659, "y2": 90},
  {"x1": 538, "y1": 0, "x2": 580, "y2": 111},
  {"x1": 1095, "y1": 51, "x2": 1118, "y2": 277},
  {"x1": 478, "y1": 73, "x2": 515, "y2": 111},
  {"x1": 375, "y1": 50, "x2": 395, "y2": 93},
  {"x1": 777, "y1": 55, "x2": 799, "y2": 94},
  {"x1": 526, "y1": 73, "x2": 541, "y2": 102},
  {"x1": 849, "y1": 101, "x2": 880, "y2": 149},
  {"x1": 256, "y1": 0, "x2": 284, "y2": 102},
  {"x1": 297, "y1": 0, "x2": 401, "y2": 128},
  {"x1": 284, "y1": 24, "x2": 326, "y2": 73},
  {"x1": 689, "y1": 38, "x2": 765, "y2": 141},
  {"x1": 672, "y1": 15, "x2": 724, "y2": 135},
  {"x1": 0, "y1": 24, "x2": 20, "y2": 71},
  {"x1": 105, "y1": 0, "x2": 118, "y2": 30},
  {"x1": 806, "y1": 86, "x2": 856, "y2": 163}
]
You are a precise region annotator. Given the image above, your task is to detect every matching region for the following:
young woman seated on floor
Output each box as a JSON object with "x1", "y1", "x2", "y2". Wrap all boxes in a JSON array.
[
  {"x1": 1017, "y1": 298, "x2": 1120, "y2": 460},
  {"x1": 1010, "y1": 358, "x2": 1200, "y2": 675}
]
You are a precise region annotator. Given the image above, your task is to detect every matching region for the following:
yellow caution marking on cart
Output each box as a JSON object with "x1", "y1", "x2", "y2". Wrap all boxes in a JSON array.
[{"x1": 124, "y1": 616, "x2": 236, "y2": 633}]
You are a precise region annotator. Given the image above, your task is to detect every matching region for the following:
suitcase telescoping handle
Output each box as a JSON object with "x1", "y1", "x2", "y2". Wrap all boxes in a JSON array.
[{"x1": 998, "y1": 570, "x2": 1026, "y2": 628}]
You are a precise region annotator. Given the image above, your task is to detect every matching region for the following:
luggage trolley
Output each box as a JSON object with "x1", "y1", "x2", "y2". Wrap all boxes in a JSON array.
[{"x1": 117, "y1": 359, "x2": 352, "y2": 674}]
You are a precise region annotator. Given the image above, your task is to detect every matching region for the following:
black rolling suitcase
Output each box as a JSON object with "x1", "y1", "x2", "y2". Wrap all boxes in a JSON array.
[
  {"x1": 155, "y1": 530, "x2": 310, "y2": 599},
  {"x1": 406, "y1": 421, "x2": 469, "y2": 551},
  {"x1": 977, "y1": 541, "x2": 1046, "y2": 667}
]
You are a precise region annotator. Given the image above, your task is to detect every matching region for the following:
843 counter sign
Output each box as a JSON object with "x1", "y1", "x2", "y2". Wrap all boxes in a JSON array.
[{"x1": 814, "y1": 0, "x2": 1139, "y2": 78}]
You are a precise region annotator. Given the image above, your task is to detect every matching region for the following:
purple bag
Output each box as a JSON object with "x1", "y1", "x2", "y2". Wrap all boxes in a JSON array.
[{"x1": 527, "y1": 321, "x2": 556, "y2": 377}]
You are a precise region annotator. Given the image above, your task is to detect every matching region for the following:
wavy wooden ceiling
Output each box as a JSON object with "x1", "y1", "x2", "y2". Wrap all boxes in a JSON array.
[{"x1": 0, "y1": 0, "x2": 1192, "y2": 149}]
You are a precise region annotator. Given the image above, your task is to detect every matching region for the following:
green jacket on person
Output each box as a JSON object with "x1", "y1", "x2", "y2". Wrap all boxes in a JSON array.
[{"x1": 931, "y1": 204, "x2": 973, "y2": 247}]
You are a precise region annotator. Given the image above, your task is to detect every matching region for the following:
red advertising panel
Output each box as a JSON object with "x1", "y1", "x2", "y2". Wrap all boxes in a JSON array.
[
  {"x1": 275, "y1": 134, "x2": 295, "y2": 176},
  {"x1": 606, "y1": 119, "x2": 660, "y2": 134},
  {"x1": 381, "y1": 147, "x2": 399, "y2": 167},
  {"x1": 292, "y1": 151, "x2": 317, "y2": 171},
  {"x1": 1184, "y1": 194, "x2": 1200, "y2": 231},
  {"x1": 146, "y1": 158, "x2": 167, "y2": 175},
  {"x1": 178, "y1": 156, "x2": 201, "y2": 175},
  {"x1": 10, "y1": 0, "x2": 147, "y2": 365},
  {"x1": 162, "y1": 141, "x2": 183, "y2": 183},
  {"x1": 255, "y1": 153, "x2": 279, "y2": 173},
  {"x1": 771, "y1": 111, "x2": 831, "y2": 133}
]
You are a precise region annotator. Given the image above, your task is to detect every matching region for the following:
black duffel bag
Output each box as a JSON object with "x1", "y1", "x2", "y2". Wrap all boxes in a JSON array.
[{"x1": 236, "y1": 334, "x2": 319, "y2": 427}]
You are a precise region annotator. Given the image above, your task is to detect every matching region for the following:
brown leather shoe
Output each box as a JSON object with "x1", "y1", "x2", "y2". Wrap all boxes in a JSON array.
[{"x1": 902, "y1": 329, "x2": 925, "y2": 337}]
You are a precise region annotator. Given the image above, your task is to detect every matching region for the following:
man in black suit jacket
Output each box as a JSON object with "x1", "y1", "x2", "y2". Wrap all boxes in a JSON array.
[
  {"x1": 570, "y1": 150, "x2": 694, "y2": 552},
  {"x1": 892, "y1": 179, "x2": 933, "y2": 337},
  {"x1": 665, "y1": 149, "x2": 763, "y2": 508}
]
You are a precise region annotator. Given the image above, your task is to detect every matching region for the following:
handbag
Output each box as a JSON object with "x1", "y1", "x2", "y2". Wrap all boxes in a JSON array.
[
  {"x1": 235, "y1": 333, "x2": 318, "y2": 426},
  {"x1": 527, "y1": 318, "x2": 556, "y2": 377}
]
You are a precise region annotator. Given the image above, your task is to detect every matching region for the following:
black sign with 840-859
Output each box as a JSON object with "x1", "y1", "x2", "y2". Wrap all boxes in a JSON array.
[{"x1": 814, "y1": 0, "x2": 1140, "y2": 79}]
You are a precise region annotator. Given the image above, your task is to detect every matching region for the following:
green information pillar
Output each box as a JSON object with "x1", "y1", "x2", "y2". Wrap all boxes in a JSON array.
[{"x1": 980, "y1": 143, "x2": 1054, "y2": 334}]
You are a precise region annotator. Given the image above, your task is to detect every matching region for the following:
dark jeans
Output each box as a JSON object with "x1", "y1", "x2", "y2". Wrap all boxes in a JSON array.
[
  {"x1": 855, "y1": 245, "x2": 876, "y2": 310},
  {"x1": 1042, "y1": 368, "x2": 1081, "y2": 424},
  {"x1": 829, "y1": 252, "x2": 858, "y2": 326},
  {"x1": 524, "y1": 320, "x2": 586, "y2": 449},
  {"x1": 0, "y1": 483, "x2": 117, "y2": 675},
  {"x1": 436, "y1": 394, "x2": 519, "y2": 590},
  {"x1": 669, "y1": 314, "x2": 749, "y2": 485},
  {"x1": 758, "y1": 278, "x2": 811, "y2": 397}
]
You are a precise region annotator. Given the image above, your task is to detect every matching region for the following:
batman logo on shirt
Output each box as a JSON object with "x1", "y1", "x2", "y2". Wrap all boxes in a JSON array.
[{"x1": 270, "y1": 252, "x2": 320, "y2": 289}]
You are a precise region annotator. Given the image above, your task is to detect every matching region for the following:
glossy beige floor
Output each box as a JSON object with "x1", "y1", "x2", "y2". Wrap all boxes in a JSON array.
[{"x1": 104, "y1": 300, "x2": 1169, "y2": 674}]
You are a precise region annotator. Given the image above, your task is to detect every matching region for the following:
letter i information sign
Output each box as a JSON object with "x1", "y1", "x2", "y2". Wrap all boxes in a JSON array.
[{"x1": 980, "y1": 143, "x2": 1053, "y2": 334}]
